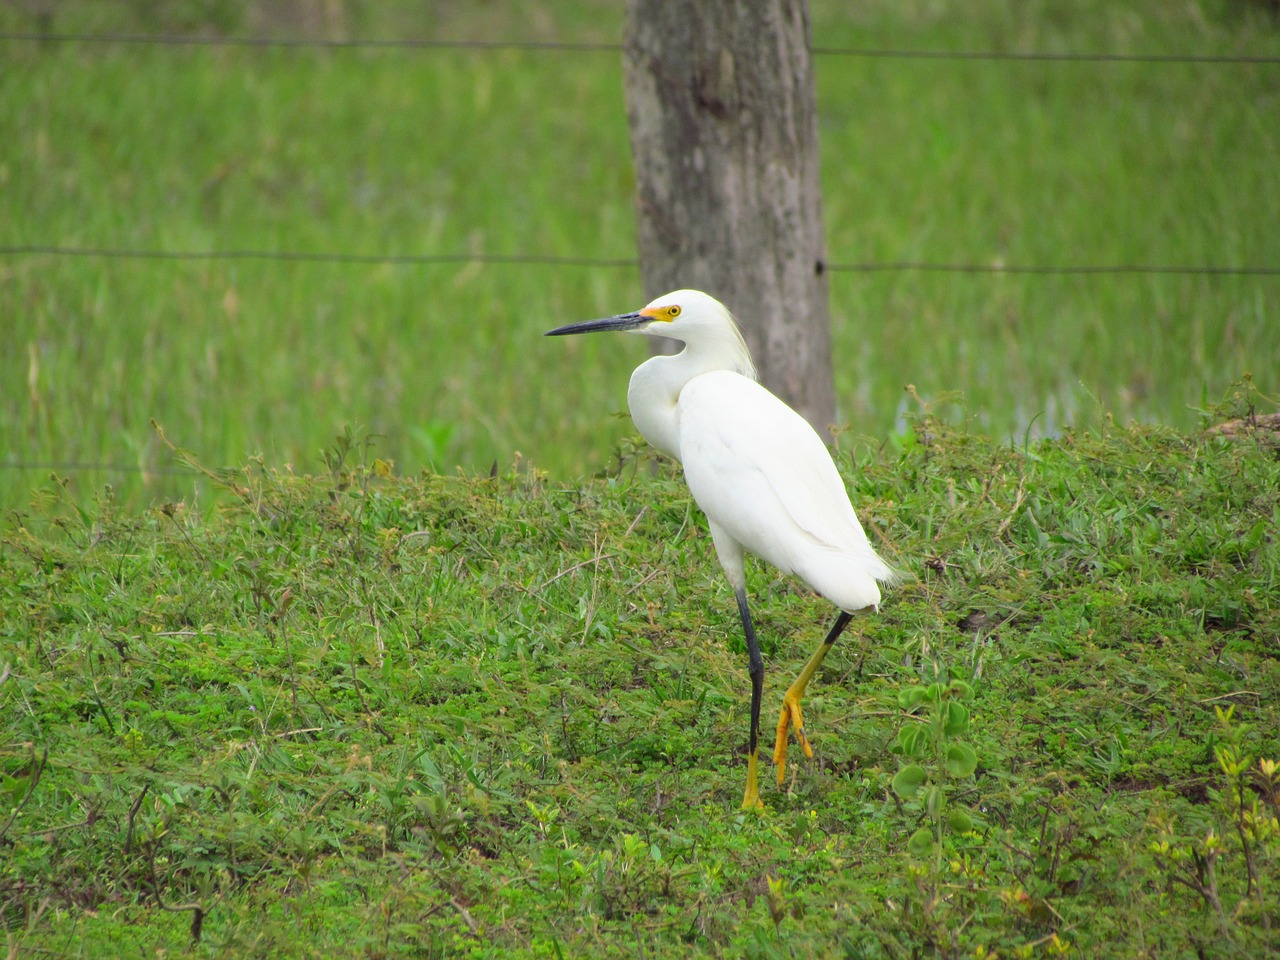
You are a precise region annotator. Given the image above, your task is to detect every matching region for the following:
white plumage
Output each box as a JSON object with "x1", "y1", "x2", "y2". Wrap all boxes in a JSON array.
[{"x1": 548, "y1": 289, "x2": 899, "y2": 809}]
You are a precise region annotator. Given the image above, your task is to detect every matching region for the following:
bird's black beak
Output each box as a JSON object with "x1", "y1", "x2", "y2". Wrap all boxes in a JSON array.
[{"x1": 545, "y1": 312, "x2": 649, "y2": 337}]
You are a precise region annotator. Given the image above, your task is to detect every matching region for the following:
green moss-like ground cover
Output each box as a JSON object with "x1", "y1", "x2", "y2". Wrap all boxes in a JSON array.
[{"x1": 3, "y1": 412, "x2": 1278, "y2": 957}]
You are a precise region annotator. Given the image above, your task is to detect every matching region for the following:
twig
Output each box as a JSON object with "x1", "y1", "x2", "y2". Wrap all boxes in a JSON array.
[
  {"x1": 1195, "y1": 691, "x2": 1260, "y2": 704},
  {"x1": 369, "y1": 604, "x2": 385, "y2": 668},
  {"x1": 151, "y1": 419, "x2": 253, "y2": 503},
  {"x1": 349, "y1": 643, "x2": 393, "y2": 743},
  {"x1": 449, "y1": 896, "x2": 479, "y2": 935},
  {"x1": 147, "y1": 844, "x2": 209, "y2": 942},
  {"x1": 536, "y1": 552, "x2": 617, "y2": 591},
  {"x1": 624, "y1": 505, "x2": 649, "y2": 538},
  {"x1": 995, "y1": 475, "x2": 1027, "y2": 539},
  {"x1": 25, "y1": 818, "x2": 90, "y2": 838},
  {"x1": 274, "y1": 727, "x2": 323, "y2": 739},
  {"x1": 579, "y1": 533, "x2": 609, "y2": 644},
  {"x1": 274, "y1": 588, "x2": 300, "y2": 721},
  {"x1": 124, "y1": 783, "x2": 150, "y2": 855},
  {"x1": 0, "y1": 746, "x2": 47, "y2": 842}
]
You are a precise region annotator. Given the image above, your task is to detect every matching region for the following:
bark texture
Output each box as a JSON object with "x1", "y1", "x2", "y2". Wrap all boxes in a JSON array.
[{"x1": 622, "y1": 0, "x2": 835, "y2": 436}]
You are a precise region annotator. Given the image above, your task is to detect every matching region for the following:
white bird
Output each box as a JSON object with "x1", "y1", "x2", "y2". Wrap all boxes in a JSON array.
[{"x1": 547, "y1": 290, "x2": 900, "y2": 810}]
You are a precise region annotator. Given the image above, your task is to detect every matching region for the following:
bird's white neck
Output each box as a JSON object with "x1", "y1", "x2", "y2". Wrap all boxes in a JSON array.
[{"x1": 626, "y1": 333, "x2": 757, "y2": 462}]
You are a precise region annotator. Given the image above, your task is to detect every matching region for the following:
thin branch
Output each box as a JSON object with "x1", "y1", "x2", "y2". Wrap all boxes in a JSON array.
[
  {"x1": 0, "y1": 747, "x2": 48, "y2": 843},
  {"x1": 146, "y1": 843, "x2": 209, "y2": 942},
  {"x1": 124, "y1": 783, "x2": 150, "y2": 856},
  {"x1": 995, "y1": 475, "x2": 1028, "y2": 539},
  {"x1": 536, "y1": 552, "x2": 617, "y2": 591}
]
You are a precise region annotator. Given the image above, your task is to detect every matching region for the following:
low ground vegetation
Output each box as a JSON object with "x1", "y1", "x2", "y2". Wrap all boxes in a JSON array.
[{"x1": 3, "y1": 407, "x2": 1278, "y2": 957}]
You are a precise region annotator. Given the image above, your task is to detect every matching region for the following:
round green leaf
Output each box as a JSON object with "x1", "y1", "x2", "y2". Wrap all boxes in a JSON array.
[
  {"x1": 907, "y1": 827, "x2": 936, "y2": 857},
  {"x1": 943, "y1": 702, "x2": 970, "y2": 737},
  {"x1": 947, "y1": 809, "x2": 975, "y2": 834},
  {"x1": 949, "y1": 679, "x2": 975, "y2": 700},
  {"x1": 926, "y1": 785, "x2": 945, "y2": 817},
  {"x1": 944, "y1": 743, "x2": 978, "y2": 778},
  {"x1": 897, "y1": 685, "x2": 928, "y2": 710},
  {"x1": 891, "y1": 764, "x2": 928, "y2": 799},
  {"x1": 895, "y1": 725, "x2": 931, "y2": 759}
]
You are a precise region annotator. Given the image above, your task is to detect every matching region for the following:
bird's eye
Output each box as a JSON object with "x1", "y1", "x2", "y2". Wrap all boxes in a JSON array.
[{"x1": 668, "y1": 306, "x2": 681, "y2": 318}]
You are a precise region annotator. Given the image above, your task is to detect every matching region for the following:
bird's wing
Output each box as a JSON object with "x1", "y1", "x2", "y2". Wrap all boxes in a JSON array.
[{"x1": 677, "y1": 371, "x2": 888, "y2": 578}]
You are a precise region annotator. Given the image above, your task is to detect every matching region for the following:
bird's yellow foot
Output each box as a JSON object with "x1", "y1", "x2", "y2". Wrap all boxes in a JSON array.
[
  {"x1": 773, "y1": 692, "x2": 814, "y2": 785},
  {"x1": 740, "y1": 751, "x2": 765, "y2": 811}
]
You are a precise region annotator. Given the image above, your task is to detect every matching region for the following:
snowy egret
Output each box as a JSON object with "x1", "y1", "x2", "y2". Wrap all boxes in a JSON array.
[{"x1": 547, "y1": 290, "x2": 899, "y2": 810}]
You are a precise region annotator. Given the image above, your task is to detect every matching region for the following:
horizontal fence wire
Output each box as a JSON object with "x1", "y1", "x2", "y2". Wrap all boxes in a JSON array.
[
  {"x1": 1, "y1": 31, "x2": 1279, "y2": 63},
  {"x1": 824, "y1": 262, "x2": 1280, "y2": 276},
  {"x1": 0, "y1": 461, "x2": 196, "y2": 477},
  {"x1": 0, "y1": 246, "x2": 641, "y2": 269},
  {"x1": 1, "y1": 245, "x2": 1277, "y2": 276},
  {"x1": 1, "y1": 30, "x2": 1275, "y2": 278},
  {"x1": 812, "y1": 47, "x2": 1280, "y2": 63},
  {"x1": 3, "y1": 30, "x2": 1276, "y2": 276},
  {"x1": 0, "y1": 32, "x2": 624, "y2": 53}
]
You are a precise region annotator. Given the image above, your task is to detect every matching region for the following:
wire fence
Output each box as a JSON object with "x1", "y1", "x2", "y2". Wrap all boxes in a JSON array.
[
  {"x1": 0, "y1": 461, "x2": 193, "y2": 477},
  {"x1": 3, "y1": 20, "x2": 1277, "y2": 482},
  {"x1": 3, "y1": 27, "x2": 1277, "y2": 278},
  {"x1": 2, "y1": 244, "x2": 1277, "y2": 276},
  {"x1": 3, "y1": 30, "x2": 1279, "y2": 62}
]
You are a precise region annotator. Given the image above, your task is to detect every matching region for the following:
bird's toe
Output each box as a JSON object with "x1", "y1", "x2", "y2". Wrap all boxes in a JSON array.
[{"x1": 773, "y1": 696, "x2": 815, "y2": 785}]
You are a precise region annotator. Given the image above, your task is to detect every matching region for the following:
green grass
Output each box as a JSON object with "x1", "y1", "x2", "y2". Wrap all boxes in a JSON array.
[
  {"x1": 3, "y1": 411, "x2": 1279, "y2": 957},
  {"x1": 1, "y1": 0, "x2": 1278, "y2": 510}
]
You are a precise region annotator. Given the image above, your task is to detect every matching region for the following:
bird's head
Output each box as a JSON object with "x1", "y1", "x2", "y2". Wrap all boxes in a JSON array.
[{"x1": 545, "y1": 289, "x2": 743, "y2": 344}]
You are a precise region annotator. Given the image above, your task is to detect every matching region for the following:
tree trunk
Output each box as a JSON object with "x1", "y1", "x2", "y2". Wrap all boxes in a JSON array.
[{"x1": 622, "y1": 0, "x2": 835, "y2": 437}]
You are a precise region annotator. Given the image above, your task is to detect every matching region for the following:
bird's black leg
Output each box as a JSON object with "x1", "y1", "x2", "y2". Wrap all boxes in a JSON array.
[
  {"x1": 822, "y1": 610, "x2": 854, "y2": 650},
  {"x1": 736, "y1": 587, "x2": 765, "y2": 810}
]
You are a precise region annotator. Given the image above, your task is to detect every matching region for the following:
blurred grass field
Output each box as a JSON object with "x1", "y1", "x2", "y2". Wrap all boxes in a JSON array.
[{"x1": 2, "y1": 0, "x2": 1278, "y2": 509}]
